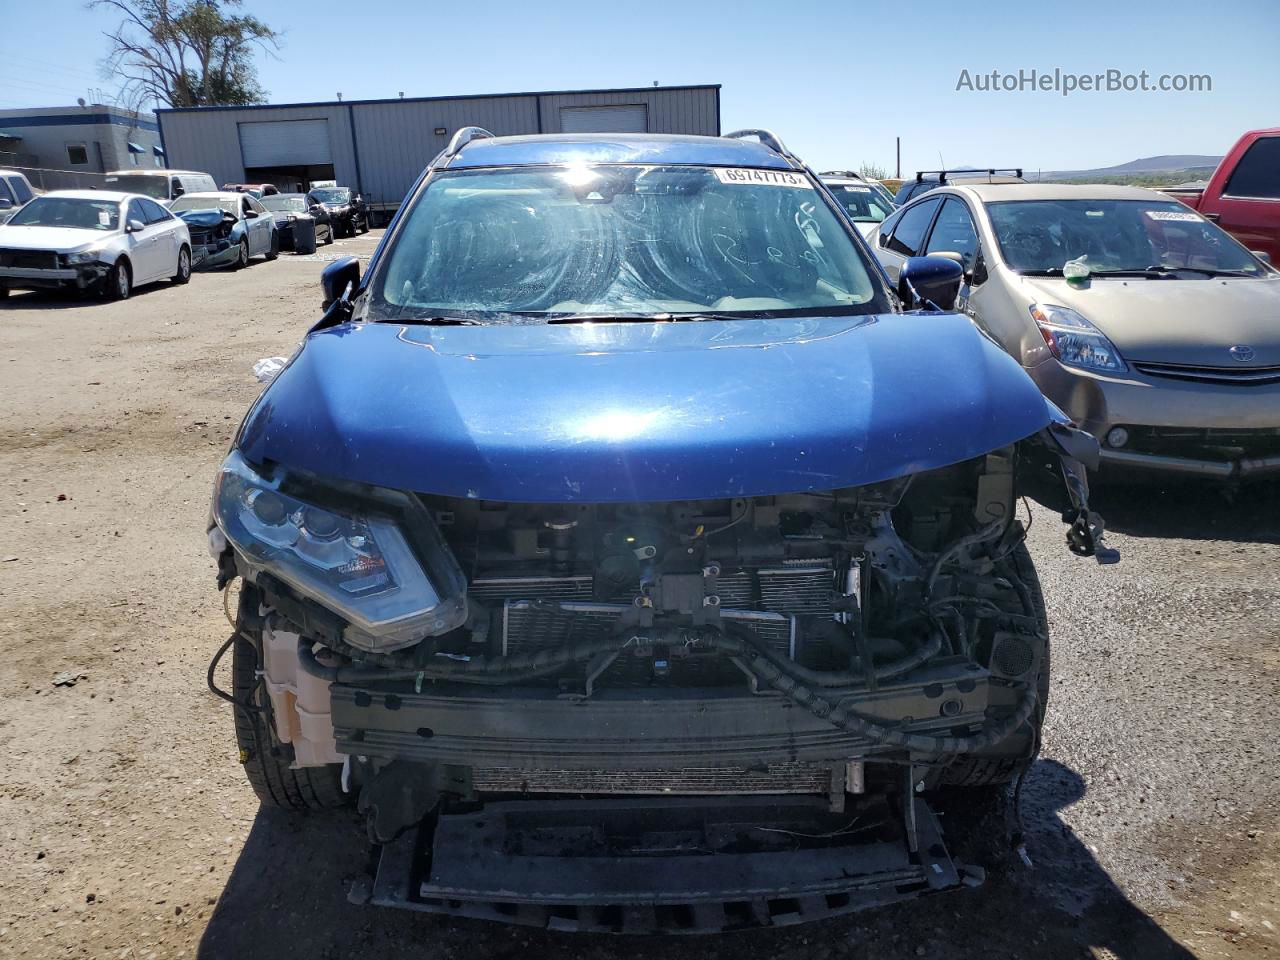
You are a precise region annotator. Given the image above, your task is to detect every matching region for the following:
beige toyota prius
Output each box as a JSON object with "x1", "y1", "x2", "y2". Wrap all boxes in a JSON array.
[{"x1": 868, "y1": 183, "x2": 1280, "y2": 478}]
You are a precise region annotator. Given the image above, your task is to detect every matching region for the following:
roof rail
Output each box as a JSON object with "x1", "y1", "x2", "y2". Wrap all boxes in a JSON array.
[
  {"x1": 724, "y1": 128, "x2": 795, "y2": 160},
  {"x1": 819, "y1": 170, "x2": 865, "y2": 179},
  {"x1": 444, "y1": 126, "x2": 495, "y2": 158},
  {"x1": 915, "y1": 167, "x2": 1024, "y2": 183}
]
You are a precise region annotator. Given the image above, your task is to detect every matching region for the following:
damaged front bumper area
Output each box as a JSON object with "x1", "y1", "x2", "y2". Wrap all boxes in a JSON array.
[
  {"x1": 212, "y1": 424, "x2": 1114, "y2": 932},
  {"x1": 177, "y1": 210, "x2": 239, "y2": 268},
  {"x1": 358, "y1": 794, "x2": 971, "y2": 933}
]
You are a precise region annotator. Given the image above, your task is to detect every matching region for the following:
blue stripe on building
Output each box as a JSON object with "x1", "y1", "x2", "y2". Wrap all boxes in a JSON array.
[{"x1": 1, "y1": 113, "x2": 160, "y2": 132}]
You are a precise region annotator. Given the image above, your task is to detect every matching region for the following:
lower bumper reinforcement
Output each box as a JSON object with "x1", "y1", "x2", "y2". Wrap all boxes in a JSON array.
[
  {"x1": 351, "y1": 794, "x2": 978, "y2": 934},
  {"x1": 1100, "y1": 447, "x2": 1280, "y2": 478}
]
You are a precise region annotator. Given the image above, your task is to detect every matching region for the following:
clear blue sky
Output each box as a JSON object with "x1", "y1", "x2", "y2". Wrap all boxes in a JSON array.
[{"x1": 2, "y1": 0, "x2": 1277, "y2": 174}]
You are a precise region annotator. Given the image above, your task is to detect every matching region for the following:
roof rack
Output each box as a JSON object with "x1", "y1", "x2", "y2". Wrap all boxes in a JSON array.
[
  {"x1": 444, "y1": 126, "x2": 495, "y2": 158},
  {"x1": 725, "y1": 128, "x2": 796, "y2": 161},
  {"x1": 915, "y1": 168, "x2": 1024, "y2": 183}
]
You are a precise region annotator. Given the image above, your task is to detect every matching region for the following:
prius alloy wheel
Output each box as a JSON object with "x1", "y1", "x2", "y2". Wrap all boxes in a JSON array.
[{"x1": 173, "y1": 247, "x2": 191, "y2": 284}]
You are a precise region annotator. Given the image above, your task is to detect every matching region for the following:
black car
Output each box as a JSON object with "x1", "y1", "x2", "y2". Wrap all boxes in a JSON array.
[
  {"x1": 259, "y1": 194, "x2": 334, "y2": 249},
  {"x1": 305, "y1": 185, "x2": 369, "y2": 238},
  {"x1": 893, "y1": 168, "x2": 1025, "y2": 205}
]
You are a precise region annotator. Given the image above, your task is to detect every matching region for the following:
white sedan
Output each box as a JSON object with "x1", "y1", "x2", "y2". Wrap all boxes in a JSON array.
[{"x1": 0, "y1": 190, "x2": 191, "y2": 301}]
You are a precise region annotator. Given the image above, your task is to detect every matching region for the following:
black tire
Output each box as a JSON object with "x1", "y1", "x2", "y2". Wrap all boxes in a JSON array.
[
  {"x1": 265, "y1": 231, "x2": 279, "y2": 261},
  {"x1": 104, "y1": 259, "x2": 131, "y2": 301},
  {"x1": 231, "y1": 632, "x2": 347, "y2": 811},
  {"x1": 232, "y1": 238, "x2": 249, "y2": 270},
  {"x1": 358, "y1": 214, "x2": 368, "y2": 234},
  {"x1": 938, "y1": 542, "x2": 1050, "y2": 788},
  {"x1": 323, "y1": 222, "x2": 334, "y2": 245},
  {"x1": 172, "y1": 245, "x2": 191, "y2": 284}
]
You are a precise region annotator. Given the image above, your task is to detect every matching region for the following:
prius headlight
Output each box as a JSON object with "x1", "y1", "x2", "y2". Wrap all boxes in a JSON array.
[
  {"x1": 65, "y1": 248, "x2": 106, "y2": 264},
  {"x1": 212, "y1": 450, "x2": 467, "y2": 651},
  {"x1": 1030, "y1": 304, "x2": 1127, "y2": 374}
]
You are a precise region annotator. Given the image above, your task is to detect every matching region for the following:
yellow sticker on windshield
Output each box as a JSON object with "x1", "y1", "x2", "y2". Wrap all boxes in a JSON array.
[{"x1": 714, "y1": 168, "x2": 810, "y2": 188}]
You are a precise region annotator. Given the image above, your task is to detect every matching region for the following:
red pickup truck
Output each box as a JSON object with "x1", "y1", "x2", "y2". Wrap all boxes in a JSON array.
[{"x1": 1167, "y1": 128, "x2": 1280, "y2": 265}]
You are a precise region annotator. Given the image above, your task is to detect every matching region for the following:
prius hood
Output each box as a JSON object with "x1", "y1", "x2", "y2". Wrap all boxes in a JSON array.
[
  {"x1": 237, "y1": 314, "x2": 1058, "y2": 503},
  {"x1": 1019, "y1": 274, "x2": 1280, "y2": 366},
  {"x1": 0, "y1": 224, "x2": 117, "y2": 250}
]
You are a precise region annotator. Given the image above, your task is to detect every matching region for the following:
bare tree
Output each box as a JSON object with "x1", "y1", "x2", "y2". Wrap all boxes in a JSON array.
[{"x1": 92, "y1": 0, "x2": 279, "y2": 108}]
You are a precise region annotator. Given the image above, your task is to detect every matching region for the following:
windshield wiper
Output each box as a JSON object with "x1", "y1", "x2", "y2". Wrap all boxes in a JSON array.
[
  {"x1": 1017, "y1": 268, "x2": 1063, "y2": 277},
  {"x1": 1088, "y1": 269, "x2": 1177, "y2": 279},
  {"x1": 392, "y1": 314, "x2": 486, "y2": 326},
  {"x1": 546, "y1": 313, "x2": 732, "y2": 325},
  {"x1": 1143, "y1": 265, "x2": 1256, "y2": 278}
]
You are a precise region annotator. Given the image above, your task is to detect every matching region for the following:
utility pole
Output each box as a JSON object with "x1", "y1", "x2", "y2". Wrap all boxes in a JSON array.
[{"x1": 896, "y1": 137, "x2": 901, "y2": 179}]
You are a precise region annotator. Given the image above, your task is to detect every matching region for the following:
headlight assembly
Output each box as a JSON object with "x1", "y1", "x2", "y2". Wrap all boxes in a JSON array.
[
  {"x1": 212, "y1": 450, "x2": 467, "y2": 651},
  {"x1": 65, "y1": 250, "x2": 104, "y2": 264},
  {"x1": 1029, "y1": 303, "x2": 1127, "y2": 374}
]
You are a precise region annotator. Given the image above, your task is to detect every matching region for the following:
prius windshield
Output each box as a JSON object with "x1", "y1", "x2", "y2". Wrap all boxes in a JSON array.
[
  {"x1": 8, "y1": 196, "x2": 120, "y2": 231},
  {"x1": 825, "y1": 182, "x2": 895, "y2": 222},
  {"x1": 988, "y1": 199, "x2": 1269, "y2": 277},
  {"x1": 372, "y1": 164, "x2": 889, "y2": 321},
  {"x1": 261, "y1": 196, "x2": 307, "y2": 213}
]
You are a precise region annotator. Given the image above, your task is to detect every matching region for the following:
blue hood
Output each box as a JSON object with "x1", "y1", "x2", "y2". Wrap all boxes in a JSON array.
[{"x1": 238, "y1": 315, "x2": 1056, "y2": 503}]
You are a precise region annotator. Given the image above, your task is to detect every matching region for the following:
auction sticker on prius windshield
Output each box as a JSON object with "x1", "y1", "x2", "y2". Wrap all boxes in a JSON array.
[{"x1": 714, "y1": 168, "x2": 810, "y2": 187}]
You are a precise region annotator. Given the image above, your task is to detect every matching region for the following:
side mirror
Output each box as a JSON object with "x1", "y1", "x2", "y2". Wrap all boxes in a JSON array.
[
  {"x1": 898, "y1": 256, "x2": 964, "y2": 311},
  {"x1": 126, "y1": 218, "x2": 146, "y2": 233},
  {"x1": 321, "y1": 256, "x2": 360, "y2": 309},
  {"x1": 171, "y1": 184, "x2": 184, "y2": 198},
  {"x1": 0, "y1": 197, "x2": 12, "y2": 210},
  {"x1": 1251, "y1": 250, "x2": 1272, "y2": 265},
  {"x1": 243, "y1": 209, "x2": 258, "y2": 219}
]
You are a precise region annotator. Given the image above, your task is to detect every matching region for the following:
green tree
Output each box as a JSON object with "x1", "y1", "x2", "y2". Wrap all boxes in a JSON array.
[
  {"x1": 859, "y1": 162, "x2": 888, "y2": 180},
  {"x1": 92, "y1": 0, "x2": 279, "y2": 108}
]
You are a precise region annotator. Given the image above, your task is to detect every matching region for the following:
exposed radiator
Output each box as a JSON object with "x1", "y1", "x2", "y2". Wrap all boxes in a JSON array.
[
  {"x1": 471, "y1": 762, "x2": 833, "y2": 796},
  {"x1": 502, "y1": 600, "x2": 795, "y2": 658},
  {"x1": 470, "y1": 575, "x2": 593, "y2": 602}
]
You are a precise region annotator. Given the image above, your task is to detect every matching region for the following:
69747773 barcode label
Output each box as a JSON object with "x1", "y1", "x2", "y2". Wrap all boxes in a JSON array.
[{"x1": 713, "y1": 168, "x2": 811, "y2": 188}]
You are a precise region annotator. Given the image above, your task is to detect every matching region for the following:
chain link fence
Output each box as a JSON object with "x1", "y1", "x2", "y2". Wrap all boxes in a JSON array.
[{"x1": 0, "y1": 158, "x2": 112, "y2": 193}]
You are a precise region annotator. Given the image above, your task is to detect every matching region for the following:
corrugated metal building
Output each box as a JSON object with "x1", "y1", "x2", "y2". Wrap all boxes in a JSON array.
[{"x1": 157, "y1": 84, "x2": 720, "y2": 217}]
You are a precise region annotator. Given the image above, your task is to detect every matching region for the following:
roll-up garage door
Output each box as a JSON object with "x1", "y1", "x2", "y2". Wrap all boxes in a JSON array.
[
  {"x1": 559, "y1": 105, "x2": 648, "y2": 133},
  {"x1": 238, "y1": 119, "x2": 333, "y2": 167}
]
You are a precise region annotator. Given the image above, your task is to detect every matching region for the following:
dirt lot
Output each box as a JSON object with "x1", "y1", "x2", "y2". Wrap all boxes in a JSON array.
[{"x1": 0, "y1": 233, "x2": 1277, "y2": 959}]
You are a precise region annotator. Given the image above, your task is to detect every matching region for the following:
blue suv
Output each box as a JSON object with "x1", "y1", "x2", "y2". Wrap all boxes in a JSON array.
[{"x1": 207, "y1": 128, "x2": 1113, "y2": 932}]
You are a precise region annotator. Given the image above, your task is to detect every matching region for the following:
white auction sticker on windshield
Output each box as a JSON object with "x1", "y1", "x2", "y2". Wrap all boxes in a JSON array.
[
  {"x1": 1146, "y1": 210, "x2": 1201, "y2": 222},
  {"x1": 838, "y1": 185, "x2": 873, "y2": 193},
  {"x1": 714, "y1": 168, "x2": 810, "y2": 188},
  {"x1": 98, "y1": 211, "x2": 111, "y2": 226}
]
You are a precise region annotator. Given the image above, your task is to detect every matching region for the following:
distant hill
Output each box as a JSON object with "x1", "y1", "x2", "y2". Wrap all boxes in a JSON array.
[{"x1": 1033, "y1": 154, "x2": 1222, "y2": 186}]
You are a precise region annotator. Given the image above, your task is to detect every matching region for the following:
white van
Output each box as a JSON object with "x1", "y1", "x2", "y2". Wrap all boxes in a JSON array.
[
  {"x1": 104, "y1": 169, "x2": 218, "y2": 205},
  {"x1": 0, "y1": 169, "x2": 37, "y2": 224}
]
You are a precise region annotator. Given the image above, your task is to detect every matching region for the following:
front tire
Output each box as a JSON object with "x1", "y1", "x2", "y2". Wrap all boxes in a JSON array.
[
  {"x1": 172, "y1": 245, "x2": 191, "y2": 284},
  {"x1": 104, "y1": 259, "x2": 131, "y2": 301},
  {"x1": 323, "y1": 222, "x2": 334, "y2": 245},
  {"x1": 265, "y1": 231, "x2": 279, "y2": 261},
  {"x1": 232, "y1": 238, "x2": 249, "y2": 270},
  {"x1": 938, "y1": 541, "x2": 1050, "y2": 788},
  {"x1": 231, "y1": 632, "x2": 346, "y2": 811}
]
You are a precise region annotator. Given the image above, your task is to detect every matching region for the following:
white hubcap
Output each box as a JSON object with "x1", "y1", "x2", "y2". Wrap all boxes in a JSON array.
[{"x1": 117, "y1": 269, "x2": 128, "y2": 296}]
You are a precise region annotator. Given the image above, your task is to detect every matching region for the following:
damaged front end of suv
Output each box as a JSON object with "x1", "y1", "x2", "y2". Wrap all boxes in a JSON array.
[{"x1": 206, "y1": 129, "x2": 1116, "y2": 933}]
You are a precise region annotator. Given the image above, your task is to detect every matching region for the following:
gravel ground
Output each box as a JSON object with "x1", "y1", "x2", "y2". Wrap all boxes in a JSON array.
[{"x1": 0, "y1": 233, "x2": 1276, "y2": 959}]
